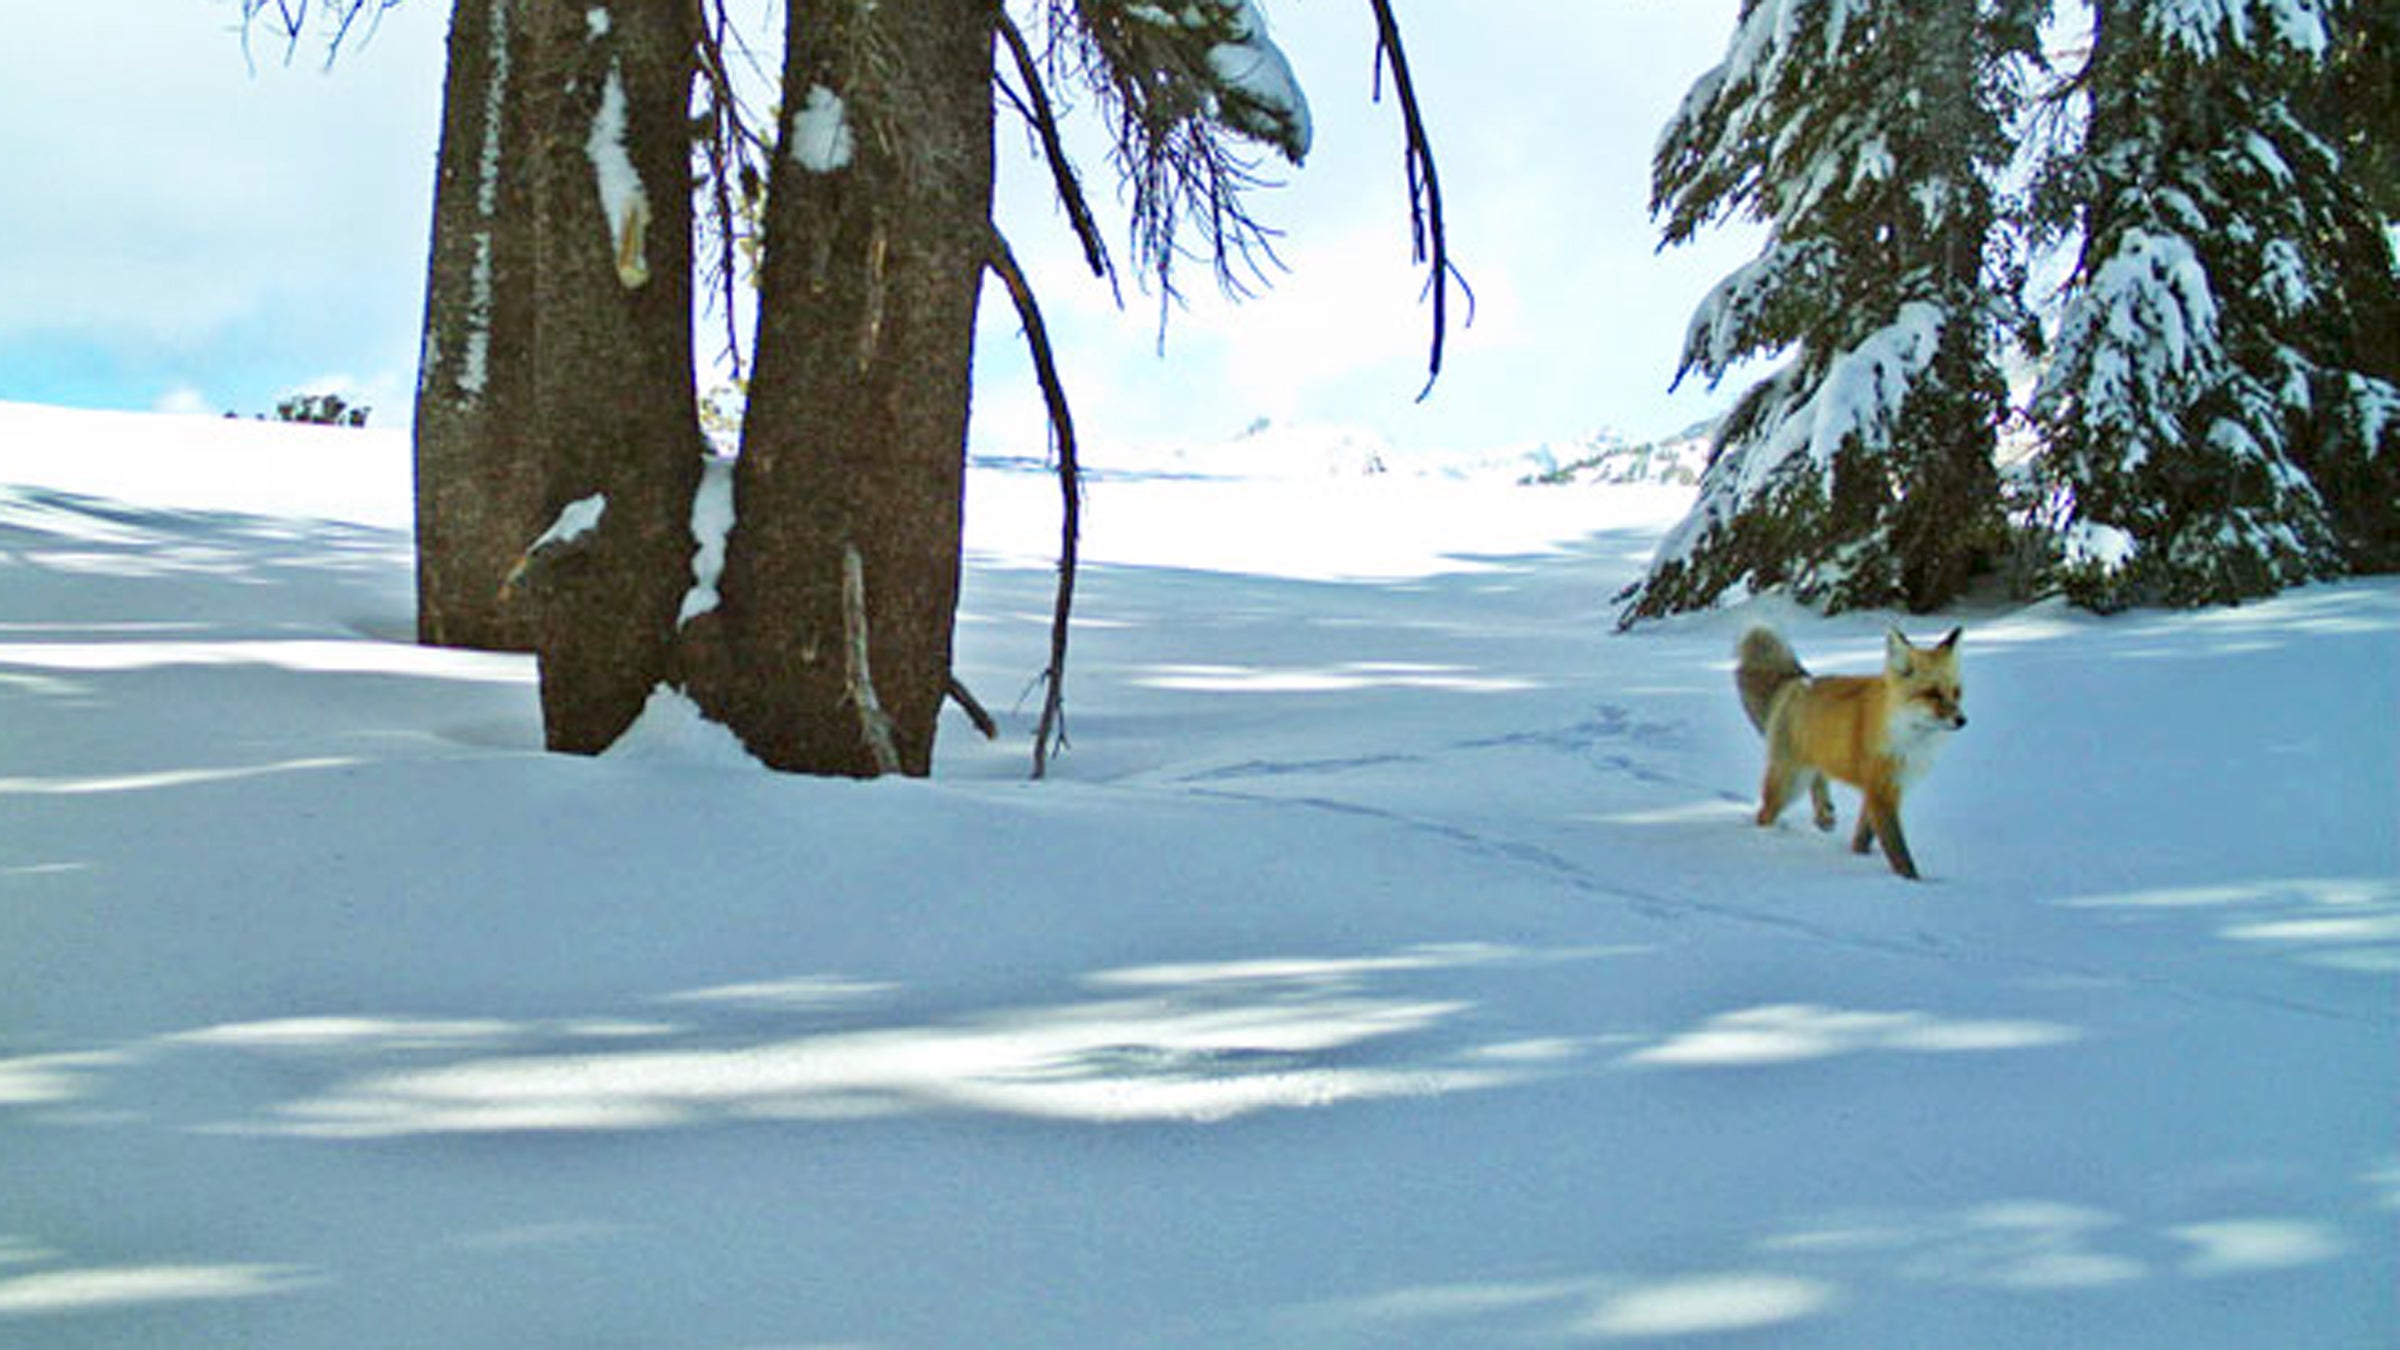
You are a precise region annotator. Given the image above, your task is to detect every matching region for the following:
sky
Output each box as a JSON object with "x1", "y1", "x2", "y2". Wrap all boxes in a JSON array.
[{"x1": 0, "y1": 0, "x2": 1756, "y2": 461}]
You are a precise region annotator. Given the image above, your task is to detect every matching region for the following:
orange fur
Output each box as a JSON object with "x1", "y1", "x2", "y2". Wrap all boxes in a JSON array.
[{"x1": 1737, "y1": 627, "x2": 1965, "y2": 880}]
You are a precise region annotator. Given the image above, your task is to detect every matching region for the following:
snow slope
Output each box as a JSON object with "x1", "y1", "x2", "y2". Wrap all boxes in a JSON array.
[{"x1": 1, "y1": 401, "x2": 2393, "y2": 1348}]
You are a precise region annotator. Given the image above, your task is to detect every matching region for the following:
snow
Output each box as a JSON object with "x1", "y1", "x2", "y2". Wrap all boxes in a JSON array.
[
  {"x1": 605, "y1": 685, "x2": 760, "y2": 771},
  {"x1": 528, "y1": 491, "x2": 606, "y2": 551},
  {"x1": 584, "y1": 59, "x2": 650, "y2": 289},
  {"x1": 2040, "y1": 226, "x2": 2223, "y2": 460},
  {"x1": 788, "y1": 83, "x2": 855, "y2": 174},
  {"x1": 1791, "y1": 300, "x2": 1945, "y2": 478},
  {"x1": 455, "y1": 0, "x2": 513, "y2": 400},
  {"x1": 1205, "y1": 0, "x2": 1312, "y2": 163},
  {"x1": 2064, "y1": 518, "x2": 2139, "y2": 571},
  {"x1": 1, "y1": 400, "x2": 2394, "y2": 1347},
  {"x1": 1648, "y1": 300, "x2": 1948, "y2": 596},
  {"x1": 2148, "y1": 0, "x2": 2328, "y2": 59},
  {"x1": 676, "y1": 454, "x2": 734, "y2": 626}
]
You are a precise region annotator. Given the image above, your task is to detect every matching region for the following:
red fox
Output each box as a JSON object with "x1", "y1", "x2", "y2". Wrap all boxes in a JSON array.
[{"x1": 1736, "y1": 626, "x2": 1966, "y2": 880}]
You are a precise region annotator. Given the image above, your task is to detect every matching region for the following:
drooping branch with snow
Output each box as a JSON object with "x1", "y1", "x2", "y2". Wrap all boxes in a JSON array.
[{"x1": 1032, "y1": 0, "x2": 1311, "y2": 312}]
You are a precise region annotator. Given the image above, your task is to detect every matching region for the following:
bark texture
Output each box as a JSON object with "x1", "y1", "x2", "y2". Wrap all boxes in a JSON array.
[
  {"x1": 692, "y1": 0, "x2": 998, "y2": 776},
  {"x1": 413, "y1": 0, "x2": 541, "y2": 652},
  {"x1": 520, "y1": 0, "x2": 706, "y2": 754}
]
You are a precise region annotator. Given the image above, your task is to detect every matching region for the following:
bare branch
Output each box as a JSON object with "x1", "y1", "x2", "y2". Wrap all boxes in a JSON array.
[
  {"x1": 693, "y1": 0, "x2": 772, "y2": 380},
  {"x1": 237, "y1": 0, "x2": 405, "y2": 70},
  {"x1": 998, "y1": 11, "x2": 1113, "y2": 285},
  {"x1": 1365, "y1": 0, "x2": 1468, "y2": 399},
  {"x1": 985, "y1": 228, "x2": 1083, "y2": 781}
]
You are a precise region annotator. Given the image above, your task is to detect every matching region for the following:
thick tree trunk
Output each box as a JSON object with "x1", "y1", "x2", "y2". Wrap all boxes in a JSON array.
[
  {"x1": 520, "y1": 0, "x2": 706, "y2": 754},
  {"x1": 691, "y1": 0, "x2": 997, "y2": 776},
  {"x1": 413, "y1": 0, "x2": 541, "y2": 652}
]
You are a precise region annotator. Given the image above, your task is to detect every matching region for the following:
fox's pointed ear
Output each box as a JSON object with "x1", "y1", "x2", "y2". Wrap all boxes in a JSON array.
[
  {"x1": 1885, "y1": 627, "x2": 1915, "y2": 669},
  {"x1": 1937, "y1": 626, "x2": 1962, "y2": 651}
]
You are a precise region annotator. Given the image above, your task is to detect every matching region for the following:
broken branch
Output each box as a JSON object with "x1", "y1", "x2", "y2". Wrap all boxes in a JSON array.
[{"x1": 840, "y1": 543, "x2": 904, "y2": 776}]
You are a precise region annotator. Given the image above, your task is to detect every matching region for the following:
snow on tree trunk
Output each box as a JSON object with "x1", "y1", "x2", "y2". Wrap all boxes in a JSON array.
[
  {"x1": 413, "y1": 0, "x2": 542, "y2": 653},
  {"x1": 683, "y1": 0, "x2": 996, "y2": 777},
  {"x1": 520, "y1": 0, "x2": 706, "y2": 754}
]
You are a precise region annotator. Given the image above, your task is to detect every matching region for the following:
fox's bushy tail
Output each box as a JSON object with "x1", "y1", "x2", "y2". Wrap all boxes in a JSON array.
[{"x1": 1735, "y1": 627, "x2": 1808, "y2": 734}]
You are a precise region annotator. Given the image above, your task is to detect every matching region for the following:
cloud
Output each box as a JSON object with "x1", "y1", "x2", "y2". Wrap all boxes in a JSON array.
[
  {"x1": 6, "y1": 0, "x2": 1751, "y2": 446},
  {"x1": 0, "y1": 3, "x2": 442, "y2": 404},
  {"x1": 151, "y1": 384, "x2": 218, "y2": 417}
]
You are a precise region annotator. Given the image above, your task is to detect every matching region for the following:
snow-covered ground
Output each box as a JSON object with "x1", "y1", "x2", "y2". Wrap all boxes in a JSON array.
[{"x1": 1, "y1": 400, "x2": 2392, "y2": 1348}]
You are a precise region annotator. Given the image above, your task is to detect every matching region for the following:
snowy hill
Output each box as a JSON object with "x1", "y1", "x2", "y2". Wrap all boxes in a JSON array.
[
  {"x1": 0, "y1": 401, "x2": 2393, "y2": 1347},
  {"x1": 1517, "y1": 425, "x2": 1714, "y2": 488}
]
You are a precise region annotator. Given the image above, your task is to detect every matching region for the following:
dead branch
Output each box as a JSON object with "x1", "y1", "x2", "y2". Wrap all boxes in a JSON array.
[
  {"x1": 1364, "y1": 0, "x2": 1469, "y2": 399},
  {"x1": 840, "y1": 543, "x2": 904, "y2": 776},
  {"x1": 947, "y1": 676, "x2": 1000, "y2": 741},
  {"x1": 236, "y1": 0, "x2": 404, "y2": 70},
  {"x1": 693, "y1": 0, "x2": 772, "y2": 380},
  {"x1": 984, "y1": 228, "x2": 1082, "y2": 781},
  {"x1": 998, "y1": 12, "x2": 1113, "y2": 285}
]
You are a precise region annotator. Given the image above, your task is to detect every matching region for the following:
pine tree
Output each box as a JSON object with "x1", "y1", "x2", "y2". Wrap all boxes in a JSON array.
[
  {"x1": 252, "y1": 0, "x2": 1448, "y2": 777},
  {"x1": 1623, "y1": 0, "x2": 2043, "y2": 623},
  {"x1": 2298, "y1": 0, "x2": 2400, "y2": 574},
  {"x1": 2030, "y1": 0, "x2": 2395, "y2": 608}
]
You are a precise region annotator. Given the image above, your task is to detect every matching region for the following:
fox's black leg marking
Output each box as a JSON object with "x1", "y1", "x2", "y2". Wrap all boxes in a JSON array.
[{"x1": 1863, "y1": 792, "x2": 1919, "y2": 880}]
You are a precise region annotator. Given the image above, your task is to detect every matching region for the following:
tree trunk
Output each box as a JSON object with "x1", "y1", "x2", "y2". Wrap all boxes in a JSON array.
[
  {"x1": 413, "y1": 0, "x2": 541, "y2": 652},
  {"x1": 691, "y1": 0, "x2": 997, "y2": 776},
  {"x1": 520, "y1": 0, "x2": 706, "y2": 754}
]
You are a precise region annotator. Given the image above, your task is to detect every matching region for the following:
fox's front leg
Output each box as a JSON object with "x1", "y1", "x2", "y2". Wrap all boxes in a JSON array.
[
  {"x1": 1809, "y1": 776, "x2": 1835, "y2": 832},
  {"x1": 1858, "y1": 788, "x2": 1920, "y2": 880}
]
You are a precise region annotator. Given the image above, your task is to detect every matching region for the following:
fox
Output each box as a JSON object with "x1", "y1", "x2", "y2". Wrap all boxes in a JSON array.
[{"x1": 1735, "y1": 625, "x2": 1966, "y2": 880}]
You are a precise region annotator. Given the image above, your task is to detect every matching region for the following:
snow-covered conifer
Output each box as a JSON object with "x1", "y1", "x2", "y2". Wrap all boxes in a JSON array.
[
  {"x1": 2030, "y1": 0, "x2": 2395, "y2": 608},
  {"x1": 1624, "y1": 0, "x2": 2045, "y2": 622}
]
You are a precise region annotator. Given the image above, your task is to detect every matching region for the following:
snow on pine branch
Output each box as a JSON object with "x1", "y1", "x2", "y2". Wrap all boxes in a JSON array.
[
  {"x1": 1042, "y1": 0, "x2": 1314, "y2": 307},
  {"x1": 2145, "y1": 0, "x2": 2329, "y2": 60},
  {"x1": 1649, "y1": 300, "x2": 1949, "y2": 588},
  {"x1": 1742, "y1": 300, "x2": 1947, "y2": 498},
  {"x1": 2036, "y1": 226, "x2": 2223, "y2": 464},
  {"x1": 1196, "y1": 0, "x2": 1311, "y2": 164},
  {"x1": 1117, "y1": 0, "x2": 1312, "y2": 165},
  {"x1": 1676, "y1": 238, "x2": 1835, "y2": 385},
  {"x1": 1654, "y1": 0, "x2": 1925, "y2": 247}
]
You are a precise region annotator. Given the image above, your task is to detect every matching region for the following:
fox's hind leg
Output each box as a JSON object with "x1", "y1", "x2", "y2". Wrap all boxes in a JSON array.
[
  {"x1": 1757, "y1": 761, "x2": 1801, "y2": 827},
  {"x1": 1810, "y1": 776, "x2": 1836, "y2": 831}
]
